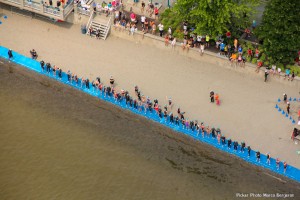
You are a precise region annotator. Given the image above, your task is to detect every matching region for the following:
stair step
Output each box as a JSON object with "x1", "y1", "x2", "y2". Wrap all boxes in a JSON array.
[{"x1": 86, "y1": 15, "x2": 111, "y2": 40}]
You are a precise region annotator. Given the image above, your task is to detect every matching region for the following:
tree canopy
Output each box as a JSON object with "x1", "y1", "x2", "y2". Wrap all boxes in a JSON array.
[
  {"x1": 171, "y1": 0, "x2": 258, "y2": 36},
  {"x1": 256, "y1": 0, "x2": 300, "y2": 65}
]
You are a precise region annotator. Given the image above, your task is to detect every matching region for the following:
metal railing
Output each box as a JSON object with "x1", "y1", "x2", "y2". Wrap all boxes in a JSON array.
[
  {"x1": 77, "y1": 5, "x2": 90, "y2": 16},
  {"x1": 4, "y1": 0, "x2": 21, "y2": 5},
  {"x1": 43, "y1": 5, "x2": 61, "y2": 17},
  {"x1": 63, "y1": 0, "x2": 74, "y2": 17},
  {"x1": 2, "y1": 0, "x2": 74, "y2": 20},
  {"x1": 85, "y1": 9, "x2": 94, "y2": 35},
  {"x1": 24, "y1": 1, "x2": 41, "y2": 11}
]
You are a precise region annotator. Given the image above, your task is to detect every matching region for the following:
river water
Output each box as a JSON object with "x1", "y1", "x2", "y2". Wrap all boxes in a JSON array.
[{"x1": 0, "y1": 60, "x2": 299, "y2": 200}]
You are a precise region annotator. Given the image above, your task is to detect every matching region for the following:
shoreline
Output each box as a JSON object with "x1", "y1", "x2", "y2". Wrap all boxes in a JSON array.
[
  {"x1": 0, "y1": 10, "x2": 299, "y2": 175},
  {"x1": 1, "y1": 46, "x2": 300, "y2": 184},
  {"x1": 2, "y1": 58, "x2": 300, "y2": 199}
]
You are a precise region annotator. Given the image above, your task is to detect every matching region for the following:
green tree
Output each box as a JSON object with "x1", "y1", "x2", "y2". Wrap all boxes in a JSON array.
[
  {"x1": 256, "y1": 0, "x2": 300, "y2": 65},
  {"x1": 171, "y1": 0, "x2": 258, "y2": 36}
]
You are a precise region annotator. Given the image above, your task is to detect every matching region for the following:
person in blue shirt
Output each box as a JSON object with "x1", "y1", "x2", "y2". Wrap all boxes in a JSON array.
[
  {"x1": 284, "y1": 68, "x2": 290, "y2": 80},
  {"x1": 238, "y1": 45, "x2": 243, "y2": 54},
  {"x1": 220, "y1": 42, "x2": 225, "y2": 55}
]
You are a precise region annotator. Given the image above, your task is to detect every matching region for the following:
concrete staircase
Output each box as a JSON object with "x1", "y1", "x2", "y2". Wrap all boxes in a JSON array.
[{"x1": 86, "y1": 12, "x2": 111, "y2": 40}]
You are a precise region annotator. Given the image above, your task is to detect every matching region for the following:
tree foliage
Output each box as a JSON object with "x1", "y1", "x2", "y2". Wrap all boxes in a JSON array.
[
  {"x1": 256, "y1": 0, "x2": 300, "y2": 65},
  {"x1": 170, "y1": 0, "x2": 258, "y2": 36}
]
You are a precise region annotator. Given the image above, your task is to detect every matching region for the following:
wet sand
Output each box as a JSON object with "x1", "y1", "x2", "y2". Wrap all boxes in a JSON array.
[{"x1": 0, "y1": 60, "x2": 299, "y2": 199}]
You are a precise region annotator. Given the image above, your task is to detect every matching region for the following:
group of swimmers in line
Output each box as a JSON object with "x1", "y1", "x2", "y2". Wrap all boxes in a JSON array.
[
  {"x1": 37, "y1": 58, "x2": 289, "y2": 173},
  {"x1": 5, "y1": 49, "x2": 289, "y2": 173}
]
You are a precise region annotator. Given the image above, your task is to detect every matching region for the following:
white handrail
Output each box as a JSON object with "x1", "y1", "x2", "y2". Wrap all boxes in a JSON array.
[{"x1": 85, "y1": 9, "x2": 94, "y2": 35}]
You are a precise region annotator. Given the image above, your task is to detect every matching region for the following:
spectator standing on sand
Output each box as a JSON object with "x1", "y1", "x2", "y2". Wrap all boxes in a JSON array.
[
  {"x1": 283, "y1": 93, "x2": 287, "y2": 102},
  {"x1": 165, "y1": 35, "x2": 169, "y2": 46},
  {"x1": 234, "y1": 38, "x2": 238, "y2": 51},
  {"x1": 287, "y1": 102, "x2": 290, "y2": 114},
  {"x1": 210, "y1": 91, "x2": 214, "y2": 103},
  {"x1": 110, "y1": 75, "x2": 115, "y2": 86},
  {"x1": 205, "y1": 35, "x2": 210, "y2": 47},
  {"x1": 255, "y1": 60, "x2": 263, "y2": 72},
  {"x1": 271, "y1": 65, "x2": 276, "y2": 76},
  {"x1": 284, "y1": 68, "x2": 290, "y2": 80},
  {"x1": 151, "y1": 21, "x2": 156, "y2": 35},
  {"x1": 171, "y1": 37, "x2": 176, "y2": 49},
  {"x1": 141, "y1": 15, "x2": 145, "y2": 28},
  {"x1": 215, "y1": 93, "x2": 220, "y2": 105},
  {"x1": 168, "y1": 27, "x2": 172, "y2": 35},
  {"x1": 291, "y1": 71, "x2": 295, "y2": 81},
  {"x1": 158, "y1": 23, "x2": 164, "y2": 37},
  {"x1": 277, "y1": 66, "x2": 281, "y2": 77},
  {"x1": 144, "y1": 19, "x2": 149, "y2": 32},
  {"x1": 199, "y1": 42, "x2": 205, "y2": 56},
  {"x1": 264, "y1": 68, "x2": 269, "y2": 82}
]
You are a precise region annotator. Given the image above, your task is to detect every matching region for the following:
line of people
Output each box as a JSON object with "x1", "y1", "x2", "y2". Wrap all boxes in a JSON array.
[
  {"x1": 37, "y1": 56, "x2": 289, "y2": 174},
  {"x1": 6, "y1": 49, "x2": 289, "y2": 174}
]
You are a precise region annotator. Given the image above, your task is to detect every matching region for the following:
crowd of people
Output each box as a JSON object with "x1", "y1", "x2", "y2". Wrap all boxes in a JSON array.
[
  {"x1": 111, "y1": 10, "x2": 298, "y2": 83},
  {"x1": 4, "y1": 49, "x2": 281, "y2": 174}
]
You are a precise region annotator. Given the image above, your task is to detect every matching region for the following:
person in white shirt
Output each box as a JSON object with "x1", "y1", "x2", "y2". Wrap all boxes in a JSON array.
[
  {"x1": 199, "y1": 42, "x2": 205, "y2": 56},
  {"x1": 277, "y1": 67, "x2": 281, "y2": 77},
  {"x1": 158, "y1": 23, "x2": 164, "y2": 37},
  {"x1": 141, "y1": 15, "x2": 146, "y2": 28},
  {"x1": 168, "y1": 27, "x2": 172, "y2": 35},
  {"x1": 171, "y1": 37, "x2": 176, "y2": 49},
  {"x1": 271, "y1": 65, "x2": 276, "y2": 76}
]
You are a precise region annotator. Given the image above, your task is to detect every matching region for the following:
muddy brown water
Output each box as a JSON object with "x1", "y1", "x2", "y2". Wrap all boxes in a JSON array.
[{"x1": 0, "y1": 60, "x2": 300, "y2": 200}]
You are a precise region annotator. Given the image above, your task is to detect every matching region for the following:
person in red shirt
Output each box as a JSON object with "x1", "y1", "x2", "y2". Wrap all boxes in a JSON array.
[
  {"x1": 226, "y1": 31, "x2": 231, "y2": 38},
  {"x1": 247, "y1": 48, "x2": 252, "y2": 58},
  {"x1": 255, "y1": 48, "x2": 259, "y2": 58},
  {"x1": 154, "y1": 7, "x2": 159, "y2": 20}
]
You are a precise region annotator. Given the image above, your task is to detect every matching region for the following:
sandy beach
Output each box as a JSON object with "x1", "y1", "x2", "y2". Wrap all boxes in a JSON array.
[{"x1": 0, "y1": 8, "x2": 299, "y2": 171}]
